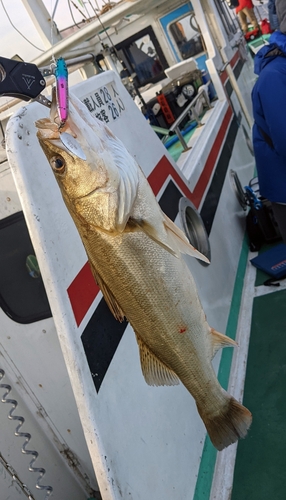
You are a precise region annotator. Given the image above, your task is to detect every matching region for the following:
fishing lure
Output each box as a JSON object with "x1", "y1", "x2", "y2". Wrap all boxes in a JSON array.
[{"x1": 55, "y1": 57, "x2": 68, "y2": 128}]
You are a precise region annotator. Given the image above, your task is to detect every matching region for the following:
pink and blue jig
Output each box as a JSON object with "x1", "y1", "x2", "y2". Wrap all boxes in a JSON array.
[{"x1": 55, "y1": 57, "x2": 68, "y2": 128}]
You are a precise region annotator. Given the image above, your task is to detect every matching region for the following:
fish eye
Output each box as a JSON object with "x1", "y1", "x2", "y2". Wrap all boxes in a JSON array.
[{"x1": 50, "y1": 155, "x2": 66, "y2": 173}]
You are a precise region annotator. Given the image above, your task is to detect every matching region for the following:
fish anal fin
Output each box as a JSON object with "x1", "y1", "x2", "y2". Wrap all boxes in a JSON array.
[
  {"x1": 197, "y1": 396, "x2": 252, "y2": 451},
  {"x1": 162, "y1": 213, "x2": 210, "y2": 263},
  {"x1": 210, "y1": 328, "x2": 237, "y2": 359},
  {"x1": 89, "y1": 262, "x2": 126, "y2": 322},
  {"x1": 135, "y1": 333, "x2": 180, "y2": 387}
]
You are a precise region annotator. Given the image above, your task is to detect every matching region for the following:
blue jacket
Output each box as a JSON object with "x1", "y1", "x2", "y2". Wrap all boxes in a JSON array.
[{"x1": 252, "y1": 31, "x2": 286, "y2": 202}]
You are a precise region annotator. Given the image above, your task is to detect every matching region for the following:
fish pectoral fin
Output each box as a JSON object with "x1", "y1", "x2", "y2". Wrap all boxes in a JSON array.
[
  {"x1": 135, "y1": 333, "x2": 180, "y2": 386},
  {"x1": 126, "y1": 218, "x2": 179, "y2": 258},
  {"x1": 210, "y1": 328, "x2": 237, "y2": 359},
  {"x1": 89, "y1": 262, "x2": 126, "y2": 322},
  {"x1": 162, "y1": 213, "x2": 210, "y2": 263}
]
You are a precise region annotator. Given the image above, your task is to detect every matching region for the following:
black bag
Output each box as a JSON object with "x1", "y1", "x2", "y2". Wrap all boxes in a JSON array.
[
  {"x1": 244, "y1": 183, "x2": 281, "y2": 251},
  {"x1": 226, "y1": 0, "x2": 239, "y2": 9}
]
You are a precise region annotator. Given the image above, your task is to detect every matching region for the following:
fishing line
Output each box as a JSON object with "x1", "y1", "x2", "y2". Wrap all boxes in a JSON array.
[
  {"x1": 90, "y1": 0, "x2": 142, "y2": 102},
  {"x1": 93, "y1": 3, "x2": 121, "y2": 54},
  {"x1": 50, "y1": 0, "x2": 56, "y2": 64},
  {"x1": 92, "y1": 0, "x2": 101, "y2": 12},
  {"x1": 0, "y1": 0, "x2": 44, "y2": 52},
  {"x1": 81, "y1": 0, "x2": 92, "y2": 20},
  {"x1": 70, "y1": 0, "x2": 89, "y2": 21},
  {"x1": 67, "y1": 0, "x2": 83, "y2": 29},
  {"x1": 49, "y1": 0, "x2": 57, "y2": 113},
  {"x1": 86, "y1": 0, "x2": 105, "y2": 44},
  {"x1": 0, "y1": 119, "x2": 5, "y2": 148},
  {"x1": 87, "y1": 0, "x2": 99, "y2": 18}
]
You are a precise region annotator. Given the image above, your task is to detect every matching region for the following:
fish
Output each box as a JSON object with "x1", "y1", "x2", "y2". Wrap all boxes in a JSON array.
[{"x1": 36, "y1": 92, "x2": 252, "y2": 451}]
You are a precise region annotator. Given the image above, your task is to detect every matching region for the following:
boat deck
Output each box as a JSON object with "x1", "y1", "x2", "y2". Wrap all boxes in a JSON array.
[
  {"x1": 192, "y1": 239, "x2": 286, "y2": 500},
  {"x1": 232, "y1": 247, "x2": 286, "y2": 500}
]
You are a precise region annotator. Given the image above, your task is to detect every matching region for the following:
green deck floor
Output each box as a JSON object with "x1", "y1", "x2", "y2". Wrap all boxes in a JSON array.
[{"x1": 232, "y1": 288, "x2": 286, "y2": 500}]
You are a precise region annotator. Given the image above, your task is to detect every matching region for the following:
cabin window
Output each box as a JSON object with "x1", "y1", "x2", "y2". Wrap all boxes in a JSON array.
[
  {"x1": 0, "y1": 212, "x2": 52, "y2": 324},
  {"x1": 169, "y1": 13, "x2": 205, "y2": 60},
  {"x1": 116, "y1": 26, "x2": 168, "y2": 87}
]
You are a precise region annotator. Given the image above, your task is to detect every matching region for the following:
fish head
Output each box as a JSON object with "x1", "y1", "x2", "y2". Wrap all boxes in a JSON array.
[
  {"x1": 37, "y1": 94, "x2": 117, "y2": 201},
  {"x1": 36, "y1": 133, "x2": 109, "y2": 203},
  {"x1": 36, "y1": 92, "x2": 138, "y2": 232}
]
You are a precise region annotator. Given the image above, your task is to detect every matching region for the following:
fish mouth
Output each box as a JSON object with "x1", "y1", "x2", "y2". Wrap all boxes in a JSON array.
[{"x1": 36, "y1": 121, "x2": 60, "y2": 142}]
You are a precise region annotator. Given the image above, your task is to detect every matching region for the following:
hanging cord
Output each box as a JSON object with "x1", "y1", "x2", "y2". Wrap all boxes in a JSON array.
[
  {"x1": 92, "y1": 3, "x2": 122, "y2": 54},
  {"x1": 0, "y1": 369, "x2": 53, "y2": 499},
  {"x1": 0, "y1": 0, "x2": 44, "y2": 52},
  {"x1": 83, "y1": 0, "x2": 105, "y2": 44},
  {"x1": 67, "y1": 0, "x2": 82, "y2": 29},
  {"x1": 189, "y1": 13, "x2": 207, "y2": 53},
  {"x1": 0, "y1": 120, "x2": 5, "y2": 148},
  {"x1": 70, "y1": 0, "x2": 89, "y2": 22}
]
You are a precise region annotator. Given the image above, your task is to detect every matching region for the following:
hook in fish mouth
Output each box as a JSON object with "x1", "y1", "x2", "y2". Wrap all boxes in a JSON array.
[
  {"x1": 36, "y1": 89, "x2": 86, "y2": 160},
  {"x1": 59, "y1": 132, "x2": 86, "y2": 160},
  {"x1": 37, "y1": 131, "x2": 86, "y2": 161}
]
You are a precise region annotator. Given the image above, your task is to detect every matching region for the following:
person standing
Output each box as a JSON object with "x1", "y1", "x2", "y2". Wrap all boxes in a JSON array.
[
  {"x1": 268, "y1": 0, "x2": 279, "y2": 31},
  {"x1": 236, "y1": 0, "x2": 259, "y2": 34},
  {"x1": 251, "y1": 0, "x2": 286, "y2": 243}
]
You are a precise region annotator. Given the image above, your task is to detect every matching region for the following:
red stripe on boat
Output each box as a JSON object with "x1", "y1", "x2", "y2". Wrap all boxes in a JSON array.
[
  {"x1": 148, "y1": 105, "x2": 232, "y2": 208},
  {"x1": 67, "y1": 261, "x2": 100, "y2": 326}
]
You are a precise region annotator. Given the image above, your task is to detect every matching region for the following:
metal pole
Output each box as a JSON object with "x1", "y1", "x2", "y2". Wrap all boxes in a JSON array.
[
  {"x1": 220, "y1": 48, "x2": 253, "y2": 128},
  {"x1": 52, "y1": 0, "x2": 61, "y2": 20},
  {"x1": 30, "y1": 0, "x2": 145, "y2": 67},
  {"x1": 20, "y1": 0, "x2": 62, "y2": 49}
]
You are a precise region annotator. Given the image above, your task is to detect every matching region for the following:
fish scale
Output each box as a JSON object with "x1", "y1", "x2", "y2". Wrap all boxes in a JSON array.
[{"x1": 74, "y1": 217, "x2": 238, "y2": 419}]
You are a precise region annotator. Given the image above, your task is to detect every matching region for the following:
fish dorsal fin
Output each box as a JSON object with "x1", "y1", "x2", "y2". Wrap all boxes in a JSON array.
[
  {"x1": 89, "y1": 261, "x2": 126, "y2": 322},
  {"x1": 162, "y1": 213, "x2": 210, "y2": 263},
  {"x1": 135, "y1": 333, "x2": 180, "y2": 386},
  {"x1": 210, "y1": 328, "x2": 237, "y2": 359}
]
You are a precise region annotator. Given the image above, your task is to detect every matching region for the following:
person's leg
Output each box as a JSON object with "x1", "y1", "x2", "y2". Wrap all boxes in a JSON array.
[
  {"x1": 244, "y1": 7, "x2": 259, "y2": 30},
  {"x1": 268, "y1": 0, "x2": 279, "y2": 30},
  {"x1": 238, "y1": 9, "x2": 249, "y2": 33},
  {"x1": 271, "y1": 203, "x2": 286, "y2": 244}
]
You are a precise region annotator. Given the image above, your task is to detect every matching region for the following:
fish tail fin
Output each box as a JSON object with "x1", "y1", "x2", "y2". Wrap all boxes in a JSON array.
[{"x1": 197, "y1": 396, "x2": 252, "y2": 451}]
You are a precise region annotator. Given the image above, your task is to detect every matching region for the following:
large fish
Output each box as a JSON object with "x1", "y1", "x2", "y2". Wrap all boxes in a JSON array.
[{"x1": 36, "y1": 92, "x2": 252, "y2": 451}]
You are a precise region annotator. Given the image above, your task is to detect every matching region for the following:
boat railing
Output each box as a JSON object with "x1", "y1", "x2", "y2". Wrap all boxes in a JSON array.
[{"x1": 152, "y1": 84, "x2": 212, "y2": 152}]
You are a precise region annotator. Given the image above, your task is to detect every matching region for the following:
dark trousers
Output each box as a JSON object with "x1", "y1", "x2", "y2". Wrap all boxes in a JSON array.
[{"x1": 272, "y1": 203, "x2": 286, "y2": 244}]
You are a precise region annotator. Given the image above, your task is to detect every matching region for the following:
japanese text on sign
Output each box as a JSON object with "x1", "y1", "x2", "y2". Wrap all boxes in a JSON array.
[{"x1": 81, "y1": 83, "x2": 125, "y2": 123}]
